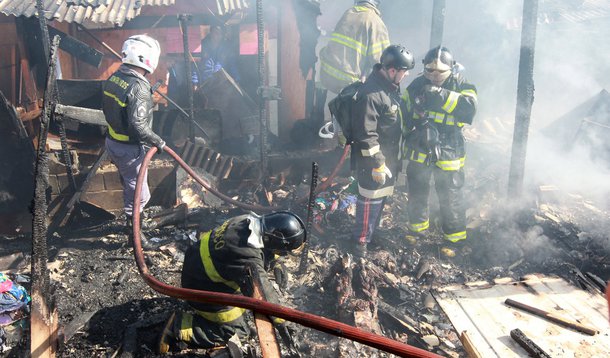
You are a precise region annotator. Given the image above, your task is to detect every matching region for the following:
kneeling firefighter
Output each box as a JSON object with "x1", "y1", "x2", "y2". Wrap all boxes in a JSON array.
[
  {"x1": 402, "y1": 46, "x2": 477, "y2": 252},
  {"x1": 159, "y1": 211, "x2": 306, "y2": 355}
]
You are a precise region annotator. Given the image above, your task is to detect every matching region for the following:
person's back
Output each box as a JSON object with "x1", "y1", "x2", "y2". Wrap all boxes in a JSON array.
[{"x1": 319, "y1": 0, "x2": 389, "y2": 94}]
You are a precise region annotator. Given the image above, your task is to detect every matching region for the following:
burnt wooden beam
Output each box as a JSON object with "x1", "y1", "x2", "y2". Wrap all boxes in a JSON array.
[
  {"x1": 510, "y1": 328, "x2": 551, "y2": 358},
  {"x1": 508, "y1": 0, "x2": 538, "y2": 197},
  {"x1": 30, "y1": 33, "x2": 60, "y2": 358},
  {"x1": 505, "y1": 298, "x2": 598, "y2": 335},
  {"x1": 55, "y1": 104, "x2": 106, "y2": 126},
  {"x1": 48, "y1": 26, "x2": 103, "y2": 68}
]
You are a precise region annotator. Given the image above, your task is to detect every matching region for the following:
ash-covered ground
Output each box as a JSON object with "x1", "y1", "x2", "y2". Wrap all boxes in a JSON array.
[{"x1": 1, "y1": 141, "x2": 609, "y2": 358}]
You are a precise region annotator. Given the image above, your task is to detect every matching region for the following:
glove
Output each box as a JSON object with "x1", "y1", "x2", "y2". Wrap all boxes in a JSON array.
[
  {"x1": 422, "y1": 84, "x2": 443, "y2": 106},
  {"x1": 371, "y1": 164, "x2": 392, "y2": 185},
  {"x1": 277, "y1": 324, "x2": 300, "y2": 357}
]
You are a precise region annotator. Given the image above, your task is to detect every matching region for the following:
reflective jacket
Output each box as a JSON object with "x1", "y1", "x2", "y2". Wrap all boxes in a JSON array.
[
  {"x1": 319, "y1": 3, "x2": 390, "y2": 94},
  {"x1": 102, "y1": 65, "x2": 164, "y2": 147},
  {"x1": 402, "y1": 73, "x2": 477, "y2": 171},
  {"x1": 352, "y1": 64, "x2": 402, "y2": 199},
  {"x1": 181, "y1": 215, "x2": 283, "y2": 325}
]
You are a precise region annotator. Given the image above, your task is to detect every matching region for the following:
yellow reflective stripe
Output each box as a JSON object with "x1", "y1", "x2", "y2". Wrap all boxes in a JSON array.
[
  {"x1": 444, "y1": 231, "x2": 467, "y2": 242},
  {"x1": 435, "y1": 157, "x2": 465, "y2": 171},
  {"x1": 460, "y1": 89, "x2": 477, "y2": 99},
  {"x1": 445, "y1": 115, "x2": 456, "y2": 126},
  {"x1": 361, "y1": 144, "x2": 380, "y2": 156},
  {"x1": 408, "y1": 220, "x2": 429, "y2": 232},
  {"x1": 179, "y1": 313, "x2": 194, "y2": 342},
  {"x1": 442, "y1": 91, "x2": 460, "y2": 113},
  {"x1": 199, "y1": 231, "x2": 241, "y2": 291},
  {"x1": 353, "y1": 5, "x2": 370, "y2": 12},
  {"x1": 273, "y1": 317, "x2": 286, "y2": 325},
  {"x1": 103, "y1": 90, "x2": 126, "y2": 107},
  {"x1": 321, "y1": 62, "x2": 359, "y2": 82},
  {"x1": 107, "y1": 125, "x2": 130, "y2": 142},
  {"x1": 429, "y1": 111, "x2": 444, "y2": 124},
  {"x1": 358, "y1": 183, "x2": 394, "y2": 198},
  {"x1": 330, "y1": 32, "x2": 367, "y2": 55},
  {"x1": 408, "y1": 150, "x2": 427, "y2": 163},
  {"x1": 367, "y1": 39, "x2": 390, "y2": 56},
  {"x1": 196, "y1": 307, "x2": 246, "y2": 323}
]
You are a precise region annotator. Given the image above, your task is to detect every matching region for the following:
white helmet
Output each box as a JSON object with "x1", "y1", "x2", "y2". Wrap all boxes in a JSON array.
[{"x1": 121, "y1": 34, "x2": 161, "y2": 74}]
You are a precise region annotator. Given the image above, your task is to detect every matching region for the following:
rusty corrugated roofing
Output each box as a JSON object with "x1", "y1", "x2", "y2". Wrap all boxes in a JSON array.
[{"x1": 0, "y1": 0, "x2": 175, "y2": 26}]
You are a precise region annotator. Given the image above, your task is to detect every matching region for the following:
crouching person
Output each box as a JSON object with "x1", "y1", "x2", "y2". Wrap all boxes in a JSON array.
[{"x1": 158, "y1": 211, "x2": 306, "y2": 354}]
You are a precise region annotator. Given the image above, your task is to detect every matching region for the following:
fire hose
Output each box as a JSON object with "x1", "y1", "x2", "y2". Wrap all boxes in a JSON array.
[{"x1": 132, "y1": 146, "x2": 440, "y2": 358}]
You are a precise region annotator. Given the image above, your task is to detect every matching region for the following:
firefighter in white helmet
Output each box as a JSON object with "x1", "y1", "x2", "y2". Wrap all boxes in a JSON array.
[{"x1": 102, "y1": 34, "x2": 165, "y2": 249}]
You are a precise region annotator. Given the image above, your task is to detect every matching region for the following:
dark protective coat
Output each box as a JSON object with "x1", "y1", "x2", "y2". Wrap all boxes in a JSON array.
[
  {"x1": 102, "y1": 64, "x2": 164, "y2": 147},
  {"x1": 351, "y1": 64, "x2": 403, "y2": 199},
  {"x1": 402, "y1": 73, "x2": 477, "y2": 241},
  {"x1": 178, "y1": 215, "x2": 283, "y2": 347}
]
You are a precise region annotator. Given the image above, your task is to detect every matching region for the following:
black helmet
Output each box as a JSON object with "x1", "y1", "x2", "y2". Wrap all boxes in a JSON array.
[
  {"x1": 423, "y1": 46, "x2": 454, "y2": 67},
  {"x1": 380, "y1": 45, "x2": 415, "y2": 71},
  {"x1": 423, "y1": 46, "x2": 454, "y2": 84},
  {"x1": 355, "y1": 0, "x2": 380, "y2": 7},
  {"x1": 261, "y1": 211, "x2": 306, "y2": 252}
]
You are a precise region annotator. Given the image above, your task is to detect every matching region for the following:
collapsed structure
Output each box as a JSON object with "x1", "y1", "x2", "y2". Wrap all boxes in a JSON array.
[{"x1": 0, "y1": 0, "x2": 609, "y2": 357}]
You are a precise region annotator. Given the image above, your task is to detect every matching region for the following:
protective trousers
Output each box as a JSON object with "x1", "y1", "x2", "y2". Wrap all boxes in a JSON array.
[
  {"x1": 172, "y1": 311, "x2": 250, "y2": 348},
  {"x1": 351, "y1": 196, "x2": 385, "y2": 244},
  {"x1": 105, "y1": 138, "x2": 150, "y2": 216},
  {"x1": 406, "y1": 161, "x2": 466, "y2": 242}
]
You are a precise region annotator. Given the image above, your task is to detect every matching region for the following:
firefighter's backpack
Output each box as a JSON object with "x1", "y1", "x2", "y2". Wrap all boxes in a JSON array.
[{"x1": 327, "y1": 81, "x2": 364, "y2": 144}]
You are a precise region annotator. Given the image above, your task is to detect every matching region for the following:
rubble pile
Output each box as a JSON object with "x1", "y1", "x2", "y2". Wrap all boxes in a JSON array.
[{"x1": 0, "y1": 142, "x2": 608, "y2": 357}]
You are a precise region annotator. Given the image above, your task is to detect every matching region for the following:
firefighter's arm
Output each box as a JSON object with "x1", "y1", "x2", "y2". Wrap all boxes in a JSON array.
[
  {"x1": 126, "y1": 81, "x2": 165, "y2": 150},
  {"x1": 423, "y1": 82, "x2": 478, "y2": 125},
  {"x1": 352, "y1": 94, "x2": 385, "y2": 168}
]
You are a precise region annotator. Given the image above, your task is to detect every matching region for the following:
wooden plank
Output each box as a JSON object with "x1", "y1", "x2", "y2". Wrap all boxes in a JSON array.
[{"x1": 435, "y1": 276, "x2": 610, "y2": 358}]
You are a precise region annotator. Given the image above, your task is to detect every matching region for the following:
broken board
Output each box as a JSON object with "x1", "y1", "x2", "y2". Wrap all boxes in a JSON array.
[{"x1": 434, "y1": 274, "x2": 610, "y2": 357}]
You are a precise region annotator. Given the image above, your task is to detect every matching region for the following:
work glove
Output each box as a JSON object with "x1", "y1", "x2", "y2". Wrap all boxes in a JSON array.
[
  {"x1": 422, "y1": 84, "x2": 444, "y2": 107},
  {"x1": 276, "y1": 324, "x2": 300, "y2": 357},
  {"x1": 371, "y1": 164, "x2": 392, "y2": 185},
  {"x1": 156, "y1": 140, "x2": 166, "y2": 154}
]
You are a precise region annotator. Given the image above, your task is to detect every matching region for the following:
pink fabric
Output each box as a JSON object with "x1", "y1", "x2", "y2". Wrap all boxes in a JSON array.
[{"x1": 0, "y1": 280, "x2": 11, "y2": 293}]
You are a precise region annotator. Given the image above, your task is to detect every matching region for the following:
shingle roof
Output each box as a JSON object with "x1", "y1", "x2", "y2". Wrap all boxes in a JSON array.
[{"x1": 0, "y1": 0, "x2": 175, "y2": 26}]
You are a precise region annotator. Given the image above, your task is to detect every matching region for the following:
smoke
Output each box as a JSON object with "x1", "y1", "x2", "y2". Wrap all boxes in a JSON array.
[{"x1": 317, "y1": 1, "x2": 610, "y2": 205}]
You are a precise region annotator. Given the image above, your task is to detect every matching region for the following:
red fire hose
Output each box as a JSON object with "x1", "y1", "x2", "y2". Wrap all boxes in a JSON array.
[{"x1": 132, "y1": 146, "x2": 440, "y2": 358}]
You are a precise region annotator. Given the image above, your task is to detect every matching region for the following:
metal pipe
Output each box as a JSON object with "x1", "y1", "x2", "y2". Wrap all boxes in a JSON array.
[
  {"x1": 429, "y1": 0, "x2": 446, "y2": 48},
  {"x1": 179, "y1": 14, "x2": 195, "y2": 141},
  {"x1": 257, "y1": 0, "x2": 268, "y2": 178},
  {"x1": 131, "y1": 147, "x2": 442, "y2": 358},
  {"x1": 508, "y1": 0, "x2": 538, "y2": 197},
  {"x1": 299, "y1": 162, "x2": 318, "y2": 274}
]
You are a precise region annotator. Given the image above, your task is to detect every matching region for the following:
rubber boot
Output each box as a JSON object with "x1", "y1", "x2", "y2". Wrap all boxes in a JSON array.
[{"x1": 126, "y1": 215, "x2": 155, "y2": 250}]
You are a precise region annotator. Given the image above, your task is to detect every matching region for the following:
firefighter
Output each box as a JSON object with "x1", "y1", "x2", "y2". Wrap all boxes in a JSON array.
[
  {"x1": 102, "y1": 34, "x2": 165, "y2": 249},
  {"x1": 402, "y1": 46, "x2": 478, "y2": 255},
  {"x1": 351, "y1": 45, "x2": 414, "y2": 256},
  {"x1": 158, "y1": 211, "x2": 306, "y2": 354},
  {"x1": 319, "y1": 0, "x2": 390, "y2": 95}
]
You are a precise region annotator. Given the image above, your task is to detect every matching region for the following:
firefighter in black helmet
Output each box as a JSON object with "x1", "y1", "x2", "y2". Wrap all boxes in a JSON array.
[
  {"x1": 350, "y1": 44, "x2": 414, "y2": 257},
  {"x1": 158, "y1": 211, "x2": 306, "y2": 354},
  {"x1": 402, "y1": 46, "x2": 478, "y2": 256}
]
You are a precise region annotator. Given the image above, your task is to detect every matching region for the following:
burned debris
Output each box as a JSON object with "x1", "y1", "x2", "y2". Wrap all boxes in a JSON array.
[{"x1": 1, "y1": 0, "x2": 610, "y2": 358}]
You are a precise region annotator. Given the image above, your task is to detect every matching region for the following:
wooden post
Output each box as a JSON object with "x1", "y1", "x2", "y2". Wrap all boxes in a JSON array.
[
  {"x1": 508, "y1": 0, "x2": 538, "y2": 197},
  {"x1": 278, "y1": 0, "x2": 307, "y2": 144},
  {"x1": 30, "y1": 35, "x2": 61, "y2": 358}
]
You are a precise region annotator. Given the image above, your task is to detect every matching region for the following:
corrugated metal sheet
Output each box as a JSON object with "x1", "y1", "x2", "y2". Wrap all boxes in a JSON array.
[
  {"x1": 216, "y1": 0, "x2": 249, "y2": 16},
  {"x1": 542, "y1": 0, "x2": 610, "y2": 23},
  {"x1": 0, "y1": 0, "x2": 175, "y2": 26}
]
